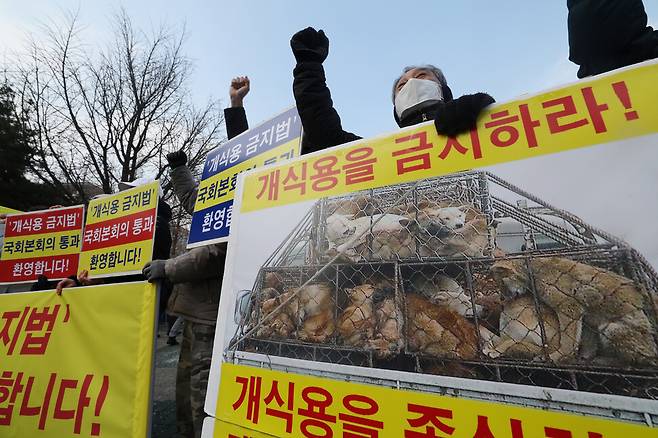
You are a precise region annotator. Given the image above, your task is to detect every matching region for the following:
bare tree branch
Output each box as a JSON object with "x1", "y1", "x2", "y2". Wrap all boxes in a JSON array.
[{"x1": 7, "y1": 8, "x2": 225, "y2": 205}]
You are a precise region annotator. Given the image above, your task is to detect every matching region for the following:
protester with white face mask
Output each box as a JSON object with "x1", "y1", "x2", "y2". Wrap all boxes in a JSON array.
[
  {"x1": 394, "y1": 77, "x2": 444, "y2": 121},
  {"x1": 290, "y1": 27, "x2": 494, "y2": 154}
]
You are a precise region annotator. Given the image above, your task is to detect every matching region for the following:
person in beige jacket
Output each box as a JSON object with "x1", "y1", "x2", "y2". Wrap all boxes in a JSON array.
[{"x1": 143, "y1": 76, "x2": 250, "y2": 438}]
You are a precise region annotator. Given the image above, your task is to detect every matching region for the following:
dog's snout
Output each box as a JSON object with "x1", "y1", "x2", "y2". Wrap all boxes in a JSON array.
[
  {"x1": 428, "y1": 222, "x2": 451, "y2": 238},
  {"x1": 455, "y1": 223, "x2": 464, "y2": 229}
]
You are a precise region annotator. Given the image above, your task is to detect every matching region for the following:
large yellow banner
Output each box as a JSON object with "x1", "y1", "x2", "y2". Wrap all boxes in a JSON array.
[
  {"x1": 0, "y1": 281, "x2": 156, "y2": 438},
  {"x1": 241, "y1": 60, "x2": 658, "y2": 213},
  {"x1": 216, "y1": 363, "x2": 656, "y2": 437},
  {"x1": 78, "y1": 182, "x2": 159, "y2": 278}
]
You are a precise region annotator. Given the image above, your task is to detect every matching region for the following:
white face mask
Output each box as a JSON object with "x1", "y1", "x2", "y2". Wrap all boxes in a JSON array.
[{"x1": 394, "y1": 78, "x2": 443, "y2": 119}]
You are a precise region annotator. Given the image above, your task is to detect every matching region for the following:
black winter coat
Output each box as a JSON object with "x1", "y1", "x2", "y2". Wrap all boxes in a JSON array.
[
  {"x1": 568, "y1": 0, "x2": 658, "y2": 78},
  {"x1": 292, "y1": 62, "x2": 361, "y2": 154},
  {"x1": 224, "y1": 106, "x2": 250, "y2": 141}
]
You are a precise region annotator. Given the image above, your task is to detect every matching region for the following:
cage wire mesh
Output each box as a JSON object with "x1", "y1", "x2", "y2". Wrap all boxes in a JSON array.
[{"x1": 230, "y1": 170, "x2": 658, "y2": 400}]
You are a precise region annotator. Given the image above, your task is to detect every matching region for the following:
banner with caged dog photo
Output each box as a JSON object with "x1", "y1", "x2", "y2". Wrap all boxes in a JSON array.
[{"x1": 205, "y1": 59, "x2": 658, "y2": 434}]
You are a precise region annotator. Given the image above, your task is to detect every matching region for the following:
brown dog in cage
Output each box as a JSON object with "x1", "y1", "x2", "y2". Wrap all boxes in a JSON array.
[
  {"x1": 338, "y1": 284, "x2": 377, "y2": 347},
  {"x1": 491, "y1": 257, "x2": 658, "y2": 365},
  {"x1": 290, "y1": 283, "x2": 336, "y2": 343},
  {"x1": 406, "y1": 293, "x2": 491, "y2": 360},
  {"x1": 253, "y1": 282, "x2": 336, "y2": 343},
  {"x1": 337, "y1": 280, "x2": 404, "y2": 358},
  {"x1": 254, "y1": 287, "x2": 296, "y2": 339},
  {"x1": 369, "y1": 292, "x2": 404, "y2": 359}
]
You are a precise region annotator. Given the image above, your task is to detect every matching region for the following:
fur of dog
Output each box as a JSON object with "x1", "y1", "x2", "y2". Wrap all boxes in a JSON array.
[
  {"x1": 326, "y1": 199, "x2": 490, "y2": 261},
  {"x1": 338, "y1": 284, "x2": 377, "y2": 347},
  {"x1": 390, "y1": 200, "x2": 490, "y2": 258},
  {"x1": 254, "y1": 287, "x2": 296, "y2": 339},
  {"x1": 264, "y1": 272, "x2": 285, "y2": 292},
  {"x1": 490, "y1": 257, "x2": 658, "y2": 364},
  {"x1": 325, "y1": 213, "x2": 357, "y2": 246},
  {"x1": 413, "y1": 215, "x2": 490, "y2": 258},
  {"x1": 325, "y1": 213, "x2": 413, "y2": 261},
  {"x1": 328, "y1": 196, "x2": 378, "y2": 217},
  {"x1": 359, "y1": 228, "x2": 415, "y2": 260},
  {"x1": 407, "y1": 273, "x2": 482, "y2": 317},
  {"x1": 406, "y1": 293, "x2": 488, "y2": 360},
  {"x1": 482, "y1": 295, "x2": 561, "y2": 360},
  {"x1": 293, "y1": 283, "x2": 336, "y2": 343},
  {"x1": 369, "y1": 293, "x2": 404, "y2": 359}
]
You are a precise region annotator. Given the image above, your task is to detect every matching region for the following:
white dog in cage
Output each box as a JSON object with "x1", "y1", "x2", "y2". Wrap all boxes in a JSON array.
[
  {"x1": 325, "y1": 213, "x2": 414, "y2": 261},
  {"x1": 408, "y1": 273, "x2": 483, "y2": 318},
  {"x1": 325, "y1": 200, "x2": 491, "y2": 261},
  {"x1": 410, "y1": 206, "x2": 489, "y2": 258}
]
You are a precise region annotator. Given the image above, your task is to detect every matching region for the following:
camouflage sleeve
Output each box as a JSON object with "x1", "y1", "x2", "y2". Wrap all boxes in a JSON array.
[
  {"x1": 164, "y1": 243, "x2": 227, "y2": 284},
  {"x1": 169, "y1": 165, "x2": 198, "y2": 215}
]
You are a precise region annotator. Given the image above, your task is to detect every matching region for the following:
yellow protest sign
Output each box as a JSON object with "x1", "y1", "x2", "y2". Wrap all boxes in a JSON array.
[
  {"x1": 195, "y1": 139, "x2": 301, "y2": 212},
  {"x1": 78, "y1": 181, "x2": 159, "y2": 278},
  {"x1": 216, "y1": 363, "x2": 656, "y2": 438},
  {"x1": 0, "y1": 206, "x2": 84, "y2": 284},
  {"x1": 241, "y1": 60, "x2": 658, "y2": 213},
  {"x1": 0, "y1": 206, "x2": 21, "y2": 215},
  {"x1": 0, "y1": 281, "x2": 156, "y2": 438}
]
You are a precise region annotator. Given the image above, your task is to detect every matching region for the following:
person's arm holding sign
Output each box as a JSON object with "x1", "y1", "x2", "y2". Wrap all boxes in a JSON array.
[
  {"x1": 143, "y1": 244, "x2": 227, "y2": 284},
  {"x1": 55, "y1": 270, "x2": 101, "y2": 295}
]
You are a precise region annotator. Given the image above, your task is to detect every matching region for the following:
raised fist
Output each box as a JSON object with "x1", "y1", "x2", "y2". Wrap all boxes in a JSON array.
[
  {"x1": 166, "y1": 150, "x2": 188, "y2": 169},
  {"x1": 290, "y1": 27, "x2": 329, "y2": 64},
  {"x1": 229, "y1": 76, "x2": 250, "y2": 107}
]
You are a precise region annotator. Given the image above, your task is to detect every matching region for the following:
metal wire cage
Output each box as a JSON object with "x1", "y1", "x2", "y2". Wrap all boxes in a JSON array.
[{"x1": 230, "y1": 170, "x2": 658, "y2": 400}]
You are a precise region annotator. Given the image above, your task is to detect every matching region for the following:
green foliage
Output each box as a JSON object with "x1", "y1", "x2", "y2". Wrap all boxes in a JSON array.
[{"x1": 0, "y1": 84, "x2": 65, "y2": 209}]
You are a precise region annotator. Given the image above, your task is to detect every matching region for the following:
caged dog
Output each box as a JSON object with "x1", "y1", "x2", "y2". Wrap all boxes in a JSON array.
[
  {"x1": 410, "y1": 207, "x2": 490, "y2": 258},
  {"x1": 253, "y1": 283, "x2": 335, "y2": 343},
  {"x1": 482, "y1": 295, "x2": 561, "y2": 360},
  {"x1": 390, "y1": 200, "x2": 491, "y2": 258},
  {"x1": 337, "y1": 277, "x2": 404, "y2": 358},
  {"x1": 407, "y1": 273, "x2": 482, "y2": 317},
  {"x1": 289, "y1": 283, "x2": 336, "y2": 343},
  {"x1": 338, "y1": 284, "x2": 377, "y2": 348},
  {"x1": 490, "y1": 257, "x2": 658, "y2": 365},
  {"x1": 369, "y1": 289, "x2": 404, "y2": 359},
  {"x1": 406, "y1": 293, "x2": 493, "y2": 360},
  {"x1": 325, "y1": 213, "x2": 414, "y2": 261},
  {"x1": 325, "y1": 199, "x2": 491, "y2": 261},
  {"x1": 254, "y1": 287, "x2": 296, "y2": 339}
]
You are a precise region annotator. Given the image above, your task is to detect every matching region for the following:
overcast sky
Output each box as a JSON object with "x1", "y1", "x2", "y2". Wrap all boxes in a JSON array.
[{"x1": 0, "y1": 1, "x2": 643, "y2": 136}]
